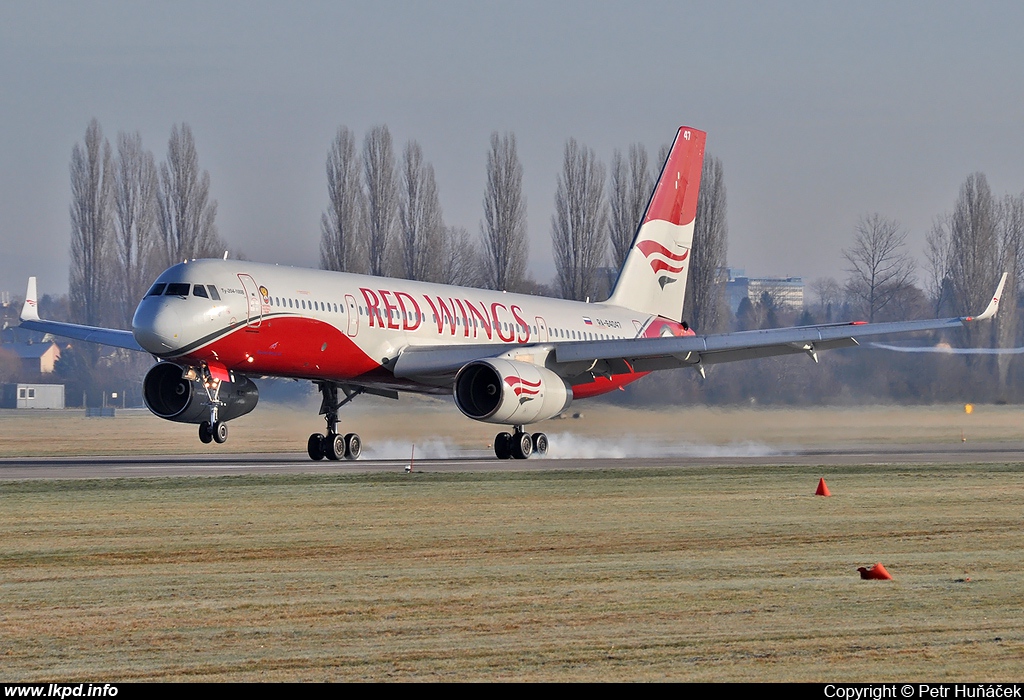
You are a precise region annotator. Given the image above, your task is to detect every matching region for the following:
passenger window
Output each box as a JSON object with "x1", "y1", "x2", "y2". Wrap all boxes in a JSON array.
[
  {"x1": 193, "y1": 285, "x2": 209, "y2": 298},
  {"x1": 207, "y1": 285, "x2": 221, "y2": 300},
  {"x1": 146, "y1": 283, "x2": 166, "y2": 297}
]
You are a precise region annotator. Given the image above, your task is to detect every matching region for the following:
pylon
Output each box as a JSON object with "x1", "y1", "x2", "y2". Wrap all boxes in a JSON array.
[
  {"x1": 815, "y1": 478, "x2": 831, "y2": 497},
  {"x1": 857, "y1": 563, "x2": 893, "y2": 580}
]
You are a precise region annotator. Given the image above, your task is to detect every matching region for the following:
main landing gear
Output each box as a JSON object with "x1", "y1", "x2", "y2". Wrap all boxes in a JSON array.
[
  {"x1": 493, "y1": 427, "x2": 548, "y2": 460},
  {"x1": 307, "y1": 382, "x2": 362, "y2": 461}
]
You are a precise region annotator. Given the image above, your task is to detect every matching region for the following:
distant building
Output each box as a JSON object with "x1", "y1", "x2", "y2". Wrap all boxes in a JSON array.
[
  {"x1": 7, "y1": 341, "x2": 61, "y2": 374},
  {"x1": 725, "y1": 268, "x2": 804, "y2": 314},
  {"x1": 1, "y1": 383, "x2": 65, "y2": 409}
]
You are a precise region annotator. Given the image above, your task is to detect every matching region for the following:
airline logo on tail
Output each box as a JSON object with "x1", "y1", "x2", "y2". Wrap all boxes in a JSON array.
[{"x1": 637, "y1": 240, "x2": 690, "y2": 289}]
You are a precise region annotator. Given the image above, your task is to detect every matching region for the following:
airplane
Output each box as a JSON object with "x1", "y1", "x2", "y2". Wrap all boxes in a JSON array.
[{"x1": 19, "y1": 126, "x2": 1007, "y2": 461}]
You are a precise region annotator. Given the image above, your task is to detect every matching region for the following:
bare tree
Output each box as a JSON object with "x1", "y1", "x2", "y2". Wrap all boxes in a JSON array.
[
  {"x1": 995, "y1": 192, "x2": 1024, "y2": 388},
  {"x1": 398, "y1": 140, "x2": 444, "y2": 281},
  {"x1": 924, "y1": 216, "x2": 953, "y2": 315},
  {"x1": 842, "y1": 214, "x2": 916, "y2": 322},
  {"x1": 656, "y1": 143, "x2": 671, "y2": 170},
  {"x1": 69, "y1": 119, "x2": 114, "y2": 327},
  {"x1": 437, "y1": 225, "x2": 481, "y2": 287},
  {"x1": 157, "y1": 123, "x2": 221, "y2": 265},
  {"x1": 810, "y1": 277, "x2": 845, "y2": 322},
  {"x1": 362, "y1": 125, "x2": 398, "y2": 277},
  {"x1": 112, "y1": 131, "x2": 160, "y2": 329},
  {"x1": 320, "y1": 126, "x2": 365, "y2": 273},
  {"x1": 684, "y1": 154, "x2": 728, "y2": 332},
  {"x1": 551, "y1": 139, "x2": 607, "y2": 301},
  {"x1": 608, "y1": 144, "x2": 651, "y2": 269},
  {"x1": 946, "y1": 173, "x2": 1001, "y2": 348},
  {"x1": 481, "y1": 132, "x2": 528, "y2": 291}
]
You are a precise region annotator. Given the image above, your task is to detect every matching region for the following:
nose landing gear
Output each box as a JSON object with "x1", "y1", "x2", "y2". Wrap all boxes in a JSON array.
[
  {"x1": 199, "y1": 420, "x2": 228, "y2": 444},
  {"x1": 196, "y1": 363, "x2": 229, "y2": 446}
]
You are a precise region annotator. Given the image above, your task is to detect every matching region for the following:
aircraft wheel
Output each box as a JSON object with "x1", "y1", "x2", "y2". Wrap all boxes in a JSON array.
[
  {"x1": 344, "y1": 433, "x2": 361, "y2": 460},
  {"x1": 307, "y1": 433, "x2": 325, "y2": 461},
  {"x1": 511, "y1": 431, "x2": 533, "y2": 460},
  {"x1": 532, "y1": 432, "x2": 548, "y2": 456},
  {"x1": 326, "y1": 433, "x2": 346, "y2": 461},
  {"x1": 199, "y1": 421, "x2": 213, "y2": 444},
  {"x1": 212, "y1": 421, "x2": 228, "y2": 444},
  {"x1": 494, "y1": 432, "x2": 512, "y2": 460}
]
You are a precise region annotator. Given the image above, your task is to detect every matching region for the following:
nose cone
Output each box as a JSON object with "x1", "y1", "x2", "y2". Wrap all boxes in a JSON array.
[{"x1": 132, "y1": 299, "x2": 183, "y2": 353}]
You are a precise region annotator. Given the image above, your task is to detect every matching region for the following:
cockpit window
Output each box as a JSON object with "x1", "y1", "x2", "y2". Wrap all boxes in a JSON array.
[
  {"x1": 145, "y1": 283, "x2": 166, "y2": 297},
  {"x1": 165, "y1": 283, "x2": 191, "y2": 296},
  {"x1": 193, "y1": 285, "x2": 209, "y2": 299},
  {"x1": 207, "y1": 285, "x2": 221, "y2": 300}
]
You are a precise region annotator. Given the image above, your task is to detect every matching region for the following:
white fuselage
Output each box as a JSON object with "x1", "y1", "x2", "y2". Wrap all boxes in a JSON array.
[{"x1": 132, "y1": 259, "x2": 689, "y2": 398}]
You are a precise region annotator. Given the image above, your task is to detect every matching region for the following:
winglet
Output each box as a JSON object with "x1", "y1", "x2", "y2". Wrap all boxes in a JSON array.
[
  {"x1": 966, "y1": 272, "x2": 1007, "y2": 322},
  {"x1": 20, "y1": 277, "x2": 40, "y2": 321}
]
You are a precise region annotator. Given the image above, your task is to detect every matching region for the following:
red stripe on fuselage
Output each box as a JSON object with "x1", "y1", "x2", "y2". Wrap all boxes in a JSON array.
[
  {"x1": 571, "y1": 372, "x2": 649, "y2": 399},
  {"x1": 176, "y1": 315, "x2": 381, "y2": 381}
]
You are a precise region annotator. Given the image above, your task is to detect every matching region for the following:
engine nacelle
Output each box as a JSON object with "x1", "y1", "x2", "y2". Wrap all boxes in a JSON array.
[
  {"x1": 454, "y1": 358, "x2": 572, "y2": 425},
  {"x1": 143, "y1": 362, "x2": 259, "y2": 424}
]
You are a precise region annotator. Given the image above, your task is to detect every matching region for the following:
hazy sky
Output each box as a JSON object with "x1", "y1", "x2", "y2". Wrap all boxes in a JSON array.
[{"x1": 3, "y1": 1, "x2": 1024, "y2": 299}]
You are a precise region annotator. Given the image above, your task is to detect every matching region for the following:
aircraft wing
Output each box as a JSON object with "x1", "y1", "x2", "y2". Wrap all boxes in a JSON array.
[
  {"x1": 393, "y1": 274, "x2": 1007, "y2": 383},
  {"x1": 18, "y1": 277, "x2": 144, "y2": 352},
  {"x1": 554, "y1": 317, "x2": 956, "y2": 371},
  {"x1": 555, "y1": 273, "x2": 1006, "y2": 374}
]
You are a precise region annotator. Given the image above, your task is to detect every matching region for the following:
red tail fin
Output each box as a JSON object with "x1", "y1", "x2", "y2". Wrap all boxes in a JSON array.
[
  {"x1": 607, "y1": 127, "x2": 707, "y2": 324},
  {"x1": 643, "y1": 127, "x2": 706, "y2": 227}
]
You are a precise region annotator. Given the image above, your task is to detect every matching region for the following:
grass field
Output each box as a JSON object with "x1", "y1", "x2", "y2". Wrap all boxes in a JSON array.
[{"x1": 2, "y1": 462, "x2": 1023, "y2": 681}]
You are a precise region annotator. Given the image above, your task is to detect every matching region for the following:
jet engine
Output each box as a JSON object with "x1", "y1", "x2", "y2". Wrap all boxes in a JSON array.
[
  {"x1": 143, "y1": 362, "x2": 259, "y2": 424},
  {"x1": 454, "y1": 358, "x2": 572, "y2": 425}
]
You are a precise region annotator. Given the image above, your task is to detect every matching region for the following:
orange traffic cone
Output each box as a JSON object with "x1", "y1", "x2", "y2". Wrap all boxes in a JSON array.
[
  {"x1": 815, "y1": 478, "x2": 831, "y2": 497},
  {"x1": 857, "y1": 563, "x2": 893, "y2": 580}
]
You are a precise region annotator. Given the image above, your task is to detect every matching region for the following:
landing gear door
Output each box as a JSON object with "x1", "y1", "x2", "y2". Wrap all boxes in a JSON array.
[
  {"x1": 237, "y1": 274, "x2": 262, "y2": 328},
  {"x1": 345, "y1": 294, "x2": 359, "y2": 337},
  {"x1": 535, "y1": 316, "x2": 549, "y2": 342}
]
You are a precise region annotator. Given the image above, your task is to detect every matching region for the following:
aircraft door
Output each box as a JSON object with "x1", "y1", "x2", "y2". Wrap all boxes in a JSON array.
[
  {"x1": 345, "y1": 294, "x2": 359, "y2": 336},
  {"x1": 237, "y1": 274, "x2": 262, "y2": 328},
  {"x1": 535, "y1": 316, "x2": 549, "y2": 342}
]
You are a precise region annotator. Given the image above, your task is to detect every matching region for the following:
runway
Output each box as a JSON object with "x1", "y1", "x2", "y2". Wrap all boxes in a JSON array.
[{"x1": 2, "y1": 440, "x2": 1023, "y2": 479}]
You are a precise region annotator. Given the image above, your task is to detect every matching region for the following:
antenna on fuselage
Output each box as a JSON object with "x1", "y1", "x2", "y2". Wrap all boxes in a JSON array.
[{"x1": 223, "y1": 251, "x2": 229, "y2": 260}]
